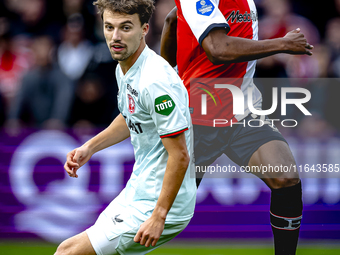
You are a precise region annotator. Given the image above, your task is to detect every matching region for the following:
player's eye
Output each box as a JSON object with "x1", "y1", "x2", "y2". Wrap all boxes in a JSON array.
[
  {"x1": 105, "y1": 25, "x2": 113, "y2": 30},
  {"x1": 122, "y1": 26, "x2": 131, "y2": 31}
]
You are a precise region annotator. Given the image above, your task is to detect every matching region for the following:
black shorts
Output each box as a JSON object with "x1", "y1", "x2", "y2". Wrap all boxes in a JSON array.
[{"x1": 194, "y1": 114, "x2": 287, "y2": 184}]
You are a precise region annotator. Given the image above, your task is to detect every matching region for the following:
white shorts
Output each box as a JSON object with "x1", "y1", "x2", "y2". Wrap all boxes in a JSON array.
[{"x1": 86, "y1": 206, "x2": 190, "y2": 255}]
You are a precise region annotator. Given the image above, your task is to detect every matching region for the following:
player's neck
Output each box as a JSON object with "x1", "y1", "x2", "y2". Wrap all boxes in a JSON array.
[{"x1": 119, "y1": 40, "x2": 146, "y2": 75}]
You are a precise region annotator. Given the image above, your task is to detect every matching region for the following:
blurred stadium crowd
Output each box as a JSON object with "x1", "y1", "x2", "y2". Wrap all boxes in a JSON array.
[{"x1": 0, "y1": 0, "x2": 339, "y2": 136}]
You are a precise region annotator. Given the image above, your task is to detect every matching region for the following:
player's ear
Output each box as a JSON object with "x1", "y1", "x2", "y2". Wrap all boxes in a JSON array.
[{"x1": 141, "y1": 23, "x2": 149, "y2": 38}]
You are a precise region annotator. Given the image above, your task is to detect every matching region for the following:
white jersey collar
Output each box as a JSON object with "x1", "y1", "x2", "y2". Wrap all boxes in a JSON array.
[{"x1": 118, "y1": 45, "x2": 149, "y2": 80}]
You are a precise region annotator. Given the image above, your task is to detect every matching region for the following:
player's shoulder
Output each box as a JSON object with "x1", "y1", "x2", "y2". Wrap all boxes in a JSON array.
[
  {"x1": 138, "y1": 47, "x2": 180, "y2": 91},
  {"x1": 142, "y1": 47, "x2": 171, "y2": 74}
]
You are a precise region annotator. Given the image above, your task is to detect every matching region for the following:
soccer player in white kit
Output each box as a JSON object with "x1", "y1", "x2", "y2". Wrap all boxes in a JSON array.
[{"x1": 54, "y1": 1, "x2": 196, "y2": 254}]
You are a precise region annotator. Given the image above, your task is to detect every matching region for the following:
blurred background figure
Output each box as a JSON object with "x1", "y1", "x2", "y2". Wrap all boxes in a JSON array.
[
  {"x1": 5, "y1": 35, "x2": 73, "y2": 135},
  {"x1": 146, "y1": 0, "x2": 175, "y2": 53},
  {"x1": 325, "y1": 17, "x2": 340, "y2": 77},
  {"x1": 259, "y1": 0, "x2": 320, "y2": 44},
  {"x1": 0, "y1": 19, "x2": 31, "y2": 112},
  {"x1": 254, "y1": 0, "x2": 340, "y2": 137},
  {"x1": 62, "y1": 0, "x2": 96, "y2": 42},
  {"x1": 257, "y1": 0, "x2": 320, "y2": 79},
  {"x1": 58, "y1": 14, "x2": 94, "y2": 81},
  {"x1": 0, "y1": 88, "x2": 5, "y2": 126},
  {"x1": 3, "y1": 0, "x2": 62, "y2": 40},
  {"x1": 68, "y1": 73, "x2": 118, "y2": 136}
]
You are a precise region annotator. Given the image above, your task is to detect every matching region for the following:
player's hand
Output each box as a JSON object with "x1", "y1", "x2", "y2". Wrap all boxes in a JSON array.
[
  {"x1": 283, "y1": 28, "x2": 314, "y2": 56},
  {"x1": 134, "y1": 214, "x2": 165, "y2": 247},
  {"x1": 64, "y1": 146, "x2": 92, "y2": 178}
]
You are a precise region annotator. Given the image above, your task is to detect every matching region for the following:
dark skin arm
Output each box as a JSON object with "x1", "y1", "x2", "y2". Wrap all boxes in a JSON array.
[
  {"x1": 202, "y1": 27, "x2": 313, "y2": 65},
  {"x1": 160, "y1": 7, "x2": 178, "y2": 67},
  {"x1": 160, "y1": 7, "x2": 313, "y2": 66}
]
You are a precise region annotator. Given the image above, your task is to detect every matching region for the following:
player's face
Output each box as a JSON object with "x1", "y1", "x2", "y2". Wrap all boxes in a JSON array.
[{"x1": 103, "y1": 10, "x2": 148, "y2": 65}]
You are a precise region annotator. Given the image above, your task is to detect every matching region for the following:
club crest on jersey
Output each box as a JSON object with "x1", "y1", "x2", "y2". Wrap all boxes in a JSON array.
[
  {"x1": 155, "y1": 95, "x2": 176, "y2": 116},
  {"x1": 128, "y1": 94, "x2": 135, "y2": 114},
  {"x1": 196, "y1": 0, "x2": 214, "y2": 16}
]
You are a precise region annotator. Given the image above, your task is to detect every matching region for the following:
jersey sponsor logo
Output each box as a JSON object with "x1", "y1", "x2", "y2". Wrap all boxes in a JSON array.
[
  {"x1": 155, "y1": 95, "x2": 176, "y2": 116},
  {"x1": 123, "y1": 115, "x2": 143, "y2": 134},
  {"x1": 128, "y1": 94, "x2": 135, "y2": 114},
  {"x1": 196, "y1": 0, "x2": 214, "y2": 16},
  {"x1": 127, "y1": 84, "x2": 138, "y2": 97},
  {"x1": 226, "y1": 10, "x2": 257, "y2": 23}
]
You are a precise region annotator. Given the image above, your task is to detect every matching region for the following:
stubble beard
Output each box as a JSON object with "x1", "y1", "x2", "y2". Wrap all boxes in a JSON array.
[
  {"x1": 109, "y1": 48, "x2": 131, "y2": 62},
  {"x1": 108, "y1": 35, "x2": 143, "y2": 62}
]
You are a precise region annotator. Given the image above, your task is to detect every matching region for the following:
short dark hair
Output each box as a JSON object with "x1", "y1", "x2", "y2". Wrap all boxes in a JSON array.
[{"x1": 93, "y1": 0, "x2": 155, "y2": 25}]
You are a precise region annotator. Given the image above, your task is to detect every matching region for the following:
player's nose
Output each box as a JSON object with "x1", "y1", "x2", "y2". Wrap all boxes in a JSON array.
[{"x1": 111, "y1": 29, "x2": 122, "y2": 41}]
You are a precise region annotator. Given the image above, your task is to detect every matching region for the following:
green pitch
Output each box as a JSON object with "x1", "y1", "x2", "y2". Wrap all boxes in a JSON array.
[{"x1": 1, "y1": 242, "x2": 340, "y2": 255}]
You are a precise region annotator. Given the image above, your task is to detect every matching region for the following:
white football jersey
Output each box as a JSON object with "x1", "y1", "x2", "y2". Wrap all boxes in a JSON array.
[{"x1": 108, "y1": 46, "x2": 196, "y2": 227}]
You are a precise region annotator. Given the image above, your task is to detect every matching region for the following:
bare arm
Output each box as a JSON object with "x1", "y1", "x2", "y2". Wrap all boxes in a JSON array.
[
  {"x1": 160, "y1": 6, "x2": 313, "y2": 67},
  {"x1": 202, "y1": 28, "x2": 314, "y2": 65},
  {"x1": 160, "y1": 7, "x2": 178, "y2": 67},
  {"x1": 64, "y1": 113, "x2": 130, "y2": 177},
  {"x1": 153, "y1": 132, "x2": 190, "y2": 218},
  {"x1": 134, "y1": 132, "x2": 190, "y2": 247},
  {"x1": 82, "y1": 113, "x2": 130, "y2": 154}
]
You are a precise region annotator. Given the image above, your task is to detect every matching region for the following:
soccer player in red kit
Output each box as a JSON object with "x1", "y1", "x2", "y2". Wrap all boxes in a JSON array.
[{"x1": 160, "y1": 0, "x2": 313, "y2": 254}]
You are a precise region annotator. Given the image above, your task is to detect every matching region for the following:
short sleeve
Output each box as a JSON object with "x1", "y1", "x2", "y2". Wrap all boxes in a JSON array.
[
  {"x1": 179, "y1": 0, "x2": 230, "y2": 45},
  {"x1": 141, "y1": 83, "x2": 189, "y2": 138}
]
